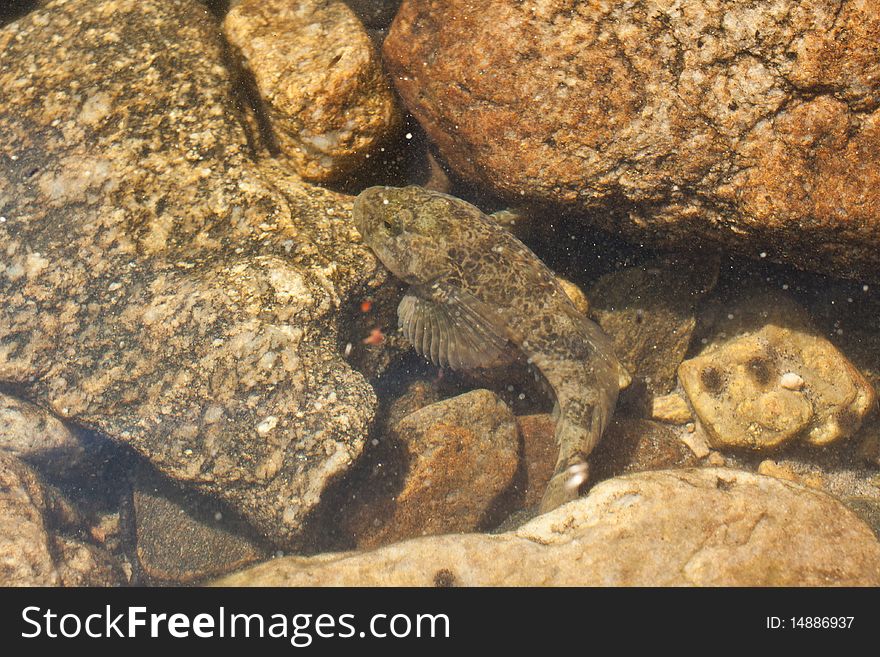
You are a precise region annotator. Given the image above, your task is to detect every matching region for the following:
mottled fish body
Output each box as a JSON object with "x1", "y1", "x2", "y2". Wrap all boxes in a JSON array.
[{"x1": 353, "y1": 186, "x2": 621, "y2": 512}]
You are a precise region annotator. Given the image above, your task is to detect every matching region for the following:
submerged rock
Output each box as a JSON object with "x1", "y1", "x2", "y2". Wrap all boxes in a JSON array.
[
  {"x1": 0, "y1": 454, "x2": 60, "y2": 585},
  {"x1": 679, "y1": 294, "x2": 875, "y2": 450},
  {"x1": 131, "y1": 465, "x2": 268, "y2": 584},
  {"x1": 0, "y1": 391, "x2": 87, "y2": 475},
  {"x1": 224, "y1": 0, "x2": 400, "y2": 181},
  {"x1": 590, "y1": 256, "x2": 718, "y2": 395},
  {"x1": 590, "y1": 418, "x2": 699, "y2": 481},
  {"x1": 348, "y1": 390, "x2": 519, "y2": 548},
  {"x1": 0, "y1": 0, "x2": 384, "y2": 547},
  {"x1": 384, "y1": 0, "x2": 880, "y2": 280},
  {"x1": 213, "y1": 468, "x2": 880, "y2": 586}
]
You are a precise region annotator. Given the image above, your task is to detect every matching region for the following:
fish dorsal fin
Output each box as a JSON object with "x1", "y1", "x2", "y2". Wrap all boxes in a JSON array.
[{"x1": 398, "y1": 280, "x2": 508, "y2": 371}]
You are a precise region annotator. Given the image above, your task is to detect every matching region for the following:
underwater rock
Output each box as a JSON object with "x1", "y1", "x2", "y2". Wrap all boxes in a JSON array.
[
  {"x1": 515, "y1": 413, "x2": 557, "y2": 509},
  {"x1": 344, "y1": 0, "x2": 401, "y2": 28},
  {"x1": 224, "y1": 0, "x2": 401, "y2": 182},
  {"x1": 590, "y1": 418, "x2": 699, "y2": 482},
  {"x1": 213, "y1": 468, "x2": 880, "y2": 586},
  {"x1": 0, "y1": 391, "x2": 87, "y2": 476},
  {"x1": 54, "y1": 536, "x2": 127, "y2": 587},
  {"x1": 649, "y1": 392, "x2": 694, "y2": 425},
  {"x1": 0, "y1": 454, "x2": 60, "y2": 585},
  {"x1": 679, "y1": 293, "x2": 876, "y2": 450},
  {"x1": 131, "y1": 465, "x2": 268, "y2": 584},
  {"x1": 384, "y1": 0, "x2": 880, "y2": 280},
  {"x1": 0, "y1": 0, "x2": 384, "y2": 547},
  {"x1": 351, "y1": 390, "x2": 519, "y2": 548},
  {"x1": 590, "y1": 256, "x2": 718, "y2": 395}
]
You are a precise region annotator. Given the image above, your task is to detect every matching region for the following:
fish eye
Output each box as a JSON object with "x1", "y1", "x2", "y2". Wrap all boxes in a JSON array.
[{"x1": 382, "y1": 214, "x2": 404, "y2": 235}]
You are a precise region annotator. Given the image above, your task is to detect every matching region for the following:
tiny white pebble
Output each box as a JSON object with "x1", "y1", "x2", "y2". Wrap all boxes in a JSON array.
[
  {"x1": 382, "y1": 198, "x2": 389, "y2": 205},
  {"x1": 836, "y1": 328, "x2": 844, "y2": 335},
  {"x1": 780, "y1": 372, "x2": 805, "y2": 390},
  {"x1": 344, "y1": 342, "x2": 353, "y2": 357},
  {"x1": 863, "y1": 285, "x2": 870, "y2": 292},
  {"x1": 0, "y1": 216, "x2": 6, "y2": 223},
  {"x1": 10, "y1": 155, "x2": 18, "y2": 160},
  {"x1": 700, "y1": 337, "x2": 708, "y2": 344},
  {"x1": 256, "y1": 415, "x2": 279, "y2": 436},
  {"x1": 759, "y1": 252, "x2": 767, "y2": 258},
  {"x1": 781, "y1": 284, "x2": 789, "y2": 290},
  {"x1": 108, "y1": 281, "x2": 122, "y2": 292},
  {"x1": 184, "y1": 448, "x2": 193, "y2": 455},
  {"x1": 518, "y1": 393, "x2": 525, "y2": 400},
  {"x1": 405, "y1": 132, "x2": 413, "y2": 139},
  {"x1": 371, "y1": 439, "x2": 379, "y2": 447},
  {"x1": 727, "y1": 313, "x2": 734, "y2": 320},
  {"x1": 214, "y1": 512, "x2": 222, "y2": 521}
]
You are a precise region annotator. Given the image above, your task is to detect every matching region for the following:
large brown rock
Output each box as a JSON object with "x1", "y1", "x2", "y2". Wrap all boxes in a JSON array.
[
  {"x1": 383, "y1": 0, "x2": 880, "y2": 280},
  {"x1": 214, "y1": 468, "x2": 880, "y2": 586},
  {"x1": 0, "y1": 0, "x2": 385, "y2": 547},
  {"x1": 347, "y1": 390, "x2": 520, "y2": 548}
]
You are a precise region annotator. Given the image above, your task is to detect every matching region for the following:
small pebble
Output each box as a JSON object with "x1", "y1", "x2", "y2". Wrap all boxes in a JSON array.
[{"x1": 780, "y1": 372, "x2": 805, "y2": 390}]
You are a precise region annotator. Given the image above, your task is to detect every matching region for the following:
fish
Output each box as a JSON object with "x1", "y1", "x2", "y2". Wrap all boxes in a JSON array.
[{"x1": 353, "y1": 185, "x2": 622, "y2": 512}]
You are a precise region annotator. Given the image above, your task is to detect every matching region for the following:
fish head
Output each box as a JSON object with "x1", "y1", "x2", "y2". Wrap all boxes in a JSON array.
[{"x1": 352, "y1": 185, "x2": 460, "y2": 283}]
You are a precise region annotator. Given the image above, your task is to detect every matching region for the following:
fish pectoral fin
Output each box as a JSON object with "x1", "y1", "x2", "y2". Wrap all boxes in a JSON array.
[{"x1": 398, "y1": 281, "x2": 508, "y2": 371}]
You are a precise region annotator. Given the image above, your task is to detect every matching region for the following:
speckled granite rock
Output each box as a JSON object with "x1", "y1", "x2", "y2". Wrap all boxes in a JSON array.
[
  {"x1": 590, "y1": 256, "x2": 718, "y2": 395},
  {"x1": 224, "y1": 0, "x2": 400, "y2": 181},
  {"x1": 0, "y1": 0, "x2": 385, "y2": 547},
  {"x1": 131, "y1": 465, "x2": 267, "y2": 583},
  {"x1": 348, "y1": 390, "x2": 519, "y2": 548},
  {"x1": 0, "y1": 454, "x2": 60, "y2": 585},
  {"x1": 213, "y1": 468, "x2": 880, "y2": 586},
  {"x1": 679, "y1": 293, "x2": 875, "y2": 450},
  {"x1": 0, "y1": 391, "x2": 87, "y2": 475},
  {"x1": 384, "y1": 0, "x2": 880, "y2": 280}
]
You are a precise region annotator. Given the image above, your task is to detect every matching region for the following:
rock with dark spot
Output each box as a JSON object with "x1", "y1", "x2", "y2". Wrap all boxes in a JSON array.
[
  {"x1": 213, "y1": 468, "x2": 880, "y2": 586},
  {"x1": 131, "y1": 465, "x2": 268, "y2": 584},
  {"x1": 223, "y1": 0, "x2": 401, "y2": 181},
  {"x1": 679, "y1": 293, "x2": 875, "y2": 450},
  {"x1": 0, "y1": 0, "x2": 385, "y2": 548},
  {"x1": 590, "y1": 256, "x2": 718, "y2": 395},
  {"x1": 383, "y1": 0, "x2": 880, "y2": 281}
]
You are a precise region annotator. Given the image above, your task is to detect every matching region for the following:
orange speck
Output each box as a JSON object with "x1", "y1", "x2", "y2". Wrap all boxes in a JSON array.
[
  {"x1": 360, "y1": 299, "x2": 373, "y2": 313},
  {"x1": 362, "y1": 327, "x2": 385, "y2": 345}
]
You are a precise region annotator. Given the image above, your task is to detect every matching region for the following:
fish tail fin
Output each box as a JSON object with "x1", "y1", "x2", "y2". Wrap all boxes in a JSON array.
[{"x1": 538, "y1": 398, "x2": 611, "y2": 514}]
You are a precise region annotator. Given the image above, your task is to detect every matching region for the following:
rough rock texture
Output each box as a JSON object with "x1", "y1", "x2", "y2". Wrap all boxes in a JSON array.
[
  {"x1": 590, "y1": 418, "x2": 699, "y2": 481},
  {"x1": 54, "y1": 536, "x2": 127, "y2": 586},
  {"x1": 0, "y1": 454, "x2": 60, "y2": 585},
  {"x1": 214, "y1": 468, "x2": 880, "y2": 586},
  {"x1": 590, "y1": 256, "x2": 718, "y2": 395},
  {"x1": 0, "y1": 0, "x2": 385, "y2": 547},
  {"x1": 515, "y1": 413, "x2": 557, "y2": 508},
  {"x1": 0, "y1": 391, "x2": 87, "y2": 475},
  {"x1": 348, "y1": 390, "x2": 519, "y2": 548},
  {"x1": 224, "y1": 0, "x2": 400, "y2": 181},
  {"x1": 679, "y1": 294, "x2": 875, "y2": 450},
  {"x1": 384, "y1": 0, "x2": 880, "y2": 280},
  {"x1": 132, "y1": 466, "x2": 268, "y2": 583},
  {"x1": 650, "y1": 392, "x2": 694, "y2": 424}
]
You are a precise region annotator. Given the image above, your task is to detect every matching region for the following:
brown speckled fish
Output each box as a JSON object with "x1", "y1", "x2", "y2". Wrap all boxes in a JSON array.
[{"x1": 353, "y1": 185, "x2": 622, "y2": 512}]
